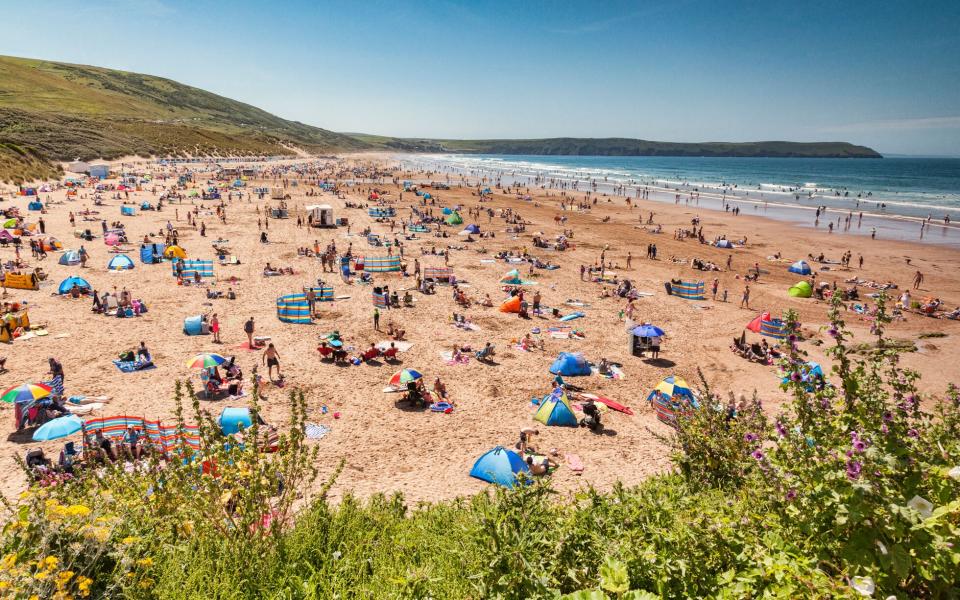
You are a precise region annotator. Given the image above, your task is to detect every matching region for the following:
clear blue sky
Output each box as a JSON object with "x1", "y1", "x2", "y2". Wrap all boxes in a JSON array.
[{"x1": 3, "y1": 0, "x2": 959, "y2": 155}]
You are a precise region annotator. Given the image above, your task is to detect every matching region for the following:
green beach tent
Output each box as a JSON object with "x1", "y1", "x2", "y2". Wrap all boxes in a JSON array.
[
  {"x1": 445, "y1": 211, "x2": 463, "y2": 226},
  {"x1": 788, "y1": 281, "x2": 813, "y2": 298}
]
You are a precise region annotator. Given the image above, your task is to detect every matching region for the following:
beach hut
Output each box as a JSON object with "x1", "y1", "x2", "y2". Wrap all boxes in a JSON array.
[
  {"x1": 788, "y1": 281, "x2": 813, "y2": 298},
  {"x1": 276, "y1": 294, "x2": 312, "y2": 324},
  {"x1": 469, "y1": 447, "x2": 531, "y2": 488},
  {"x1": 648, "y1": 376, "x2": 700, "y2": 426},
  {"x1": 305, "y1": 204, "x2": 335, "y2": 228},
  {"x1": 140, "y1": 243, "x2": 166, "y2": 264},
  {"x1": 57, "y1": 276, "x2": 91, "y2": 295},
  {"x1": 219, "y1": 407, "x2": 252, "y2": 435},
  {"x1": 549, "y1": 352, "x2": 592, "y2": 377},
  {"x1": 668, "y1": 280, "x2": 706, "y2": 300},
  {"x1": 182, "y1": 315, "x2": 209, "y2": 336},
  {"x1": 107, "y1": 254, "x2": 135, "y2": 271},
  {"x1": 58, "y1": 250, "x2": 81, "y2": 266},
  {"x1": 788, "y1": 260, "x2": 812, "y2": 275},
  {"x1": 533, "y1": 389, "x2": 578, "y2": 427}
]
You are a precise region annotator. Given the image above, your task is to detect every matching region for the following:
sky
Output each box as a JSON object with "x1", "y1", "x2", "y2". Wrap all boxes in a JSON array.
[{"x1": 2, "y1": 0, "x2": 959, "y2": 155}]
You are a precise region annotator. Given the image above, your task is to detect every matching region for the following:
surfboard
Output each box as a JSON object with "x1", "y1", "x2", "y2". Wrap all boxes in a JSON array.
[{"x1": 577, "y1": 392, "x2": 634, "y2": 416}]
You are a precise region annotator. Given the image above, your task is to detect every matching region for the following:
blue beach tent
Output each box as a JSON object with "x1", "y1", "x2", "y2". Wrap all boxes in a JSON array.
[
  {"x1": 219, "y1": 407, "x2": 252, "y2": 435},
  {"x1": 788, "y1": 260, "x2": 812, "y2": 275},
  {"x1": 58, "y1": 250, "x2": 81, "y2": 266},
  {"x1": 549, "y1": 352, "x2": 592, "y2": 377},
  {"x1": 469, "y1": 446, "x2": 531, "y2": 488},
  {"x1": 533, "y1": 390, "x2": 578, "y2": 426},
  {"x1": 183, "y1": 315, "x2": 207, "y2": 336},
  {"x1": 57, "y1": 276, "x2": 91, "y2": 295},
  {"x1": 107, "y1": 254, "x2": 135, "y2": 270}
]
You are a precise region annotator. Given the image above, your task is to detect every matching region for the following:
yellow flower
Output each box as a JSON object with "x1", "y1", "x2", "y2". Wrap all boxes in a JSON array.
[
  {"x1": 66, "y1": 505, "x2": 91, "y2": 518},
  {"x1": 1, "y1": 552, "x2": 17, "y2": 569},
  {"x1": 0, "y1": 581, "x2": 10, "y2": 590},
  {"x1": 57, "y1": 570, "x2": 74, "y2": 584},
  {"x1": 137, "y1": 558, "x2": 153, "y2": 567},
  {"x1": 121, "y1": 536, "x2": 141, "y2": 545},
  {"x1": 44, "y1": 556, "x2": 59, "y2": 568}
]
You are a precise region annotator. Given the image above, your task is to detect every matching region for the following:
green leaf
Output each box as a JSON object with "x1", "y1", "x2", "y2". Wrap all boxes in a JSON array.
[
  {"x1": 559, "y1": 591, "x2": 608, "y2": 600},
  {"x1": 600, "y1": 557, "x2": 630, "y2": 594},
  {"x1": 622, "y1": 591, "x2": 660, "y2": 600},
  {"x1": 890, "y1": 543, "x2": 912, "y2": 579}
]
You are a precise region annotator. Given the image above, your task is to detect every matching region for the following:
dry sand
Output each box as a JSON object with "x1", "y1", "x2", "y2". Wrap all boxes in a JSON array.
[{"x1": 2, "y1": 155, "x2": 958, "y2": 503}]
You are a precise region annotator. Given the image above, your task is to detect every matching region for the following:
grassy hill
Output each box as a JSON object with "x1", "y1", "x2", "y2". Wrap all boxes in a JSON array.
[
  {"x1": 0, "y1": 55, "x2": 369, "y2": 183},
  {"x1": 350, "y1": 134, "x2": 882, "y2": 158}
]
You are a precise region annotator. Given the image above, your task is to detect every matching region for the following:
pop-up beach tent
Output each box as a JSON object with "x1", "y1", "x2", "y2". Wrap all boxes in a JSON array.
[
  {"x1": 445, "y1": 211, "x2": 463, "y2": 226},
  {"x1": 183, "y1": 315, "x2": 209, "y2": 336},
  {"x1": 140, "y1": 243, "x2": 166, "y2": 264},
  {"x1": 500, "y1": 269, "x2": 535, "y2": 286},
  {"x1": 107, "y1": 254, "x2": 135, "y2": 270},
  {"x1": 163, "y1": 245, "x2": 187, "y2": 260},
  {"x1": 219, "y1": 407, "x2": 252, "y2": 435},
  {"x1": 549, "y1": 352, "x2": 592, "y2": 377},
  {"x1": 533, "y1": 389, "x2": 578, "y2": 426},
  {"x1": 715, "y1": 239, "x2": 734, "y2": 249},
  {"x1": 58, "y1": 250, "x2": 81, "y2": 266},
  {"x1": 57, "y1": 276, "x2": 91, "y2": 295},
  {"x1": 788, "y1": 281, "x2": 813, "y2": 298},
  {"x1": 462, "y1": 224, "x2": 480, "y2": 234},
  {"x1": 499, "y1": 295, "x2": 521, "y2": 313},
  {"x1": 469, "y1": 446, "x2": 531, "y2": 488},
  {"x1": 788, "y1": 260, "x2": 812, "y2": 275}
]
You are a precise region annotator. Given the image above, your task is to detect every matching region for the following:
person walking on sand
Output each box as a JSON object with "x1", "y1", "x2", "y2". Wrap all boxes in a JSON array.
[
  {"x1": 262, "y1": 343, "x2": 281, "y2": 379},
  {"x1": 740, "y1": 284, "x2": 750, "y2": 309},
  {"x1": 913, "y1": 270, "x2": 924, "y2": 290},
  {"x1": 373, "y1": 307, "x2": 381, "y2": 331},
  {"x1": 211, "y1": 313, "x2": 221, "y2": 343},
  {"x1": 712, "y1": 278, "x2": 719, "y2": 300},
  {"x1": 726, "y1": 254, "x2": 732, "y2": 270},
  {"x1": 626, "y1": 252, "x2": 632, "y2": 269},
  {"x1": 244, "y1": 317, "x2": 255, "y2": 348}
]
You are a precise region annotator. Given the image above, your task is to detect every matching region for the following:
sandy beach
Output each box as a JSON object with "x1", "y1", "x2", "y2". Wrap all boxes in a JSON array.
[{"x1": 2, "y1": 153, "x2": 958, "y2": 503}]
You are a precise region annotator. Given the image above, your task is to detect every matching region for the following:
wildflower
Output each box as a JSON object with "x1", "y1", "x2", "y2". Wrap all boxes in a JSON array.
[
  {"x1": 785, "y1": 489, "x2": 797, "y2": 501},
  {"x1": 853, "y1": 440, "x2": 867, "y2": 453},
  {"x1": 907, "y1": 428, "x2": 919, "y2": 438},
  {"x1": 882, "y1": 411, "x2": 893, "y2": 422},
  {"x1": 775, "y1": 422, "x2": 787, "y2": 437},
  {"x1": 751, "y1": 450, "x2": 765, "y2": 461},
  {"x1": 828, "y1": 327, "x2": 838, "y2": 337},
  {"x1": 851, "y1": 575, "x2": 875, "y2": 596},
  {"x1": 121, "y1": 536, "x2": 141, "y2": 545},
  {"x1": 907, "y1": 496, "x2": 934, "y2": 519},
  {"x1": 1, "y1": 553, "x2": 17, "y2": 569},
  {"x1": 43, "y1": 556, "x2": 59, "y2": 568},
  {"x1": 743, "y1": 432, "x2": 757, "y2": 443},
  {"x1": 137, "y1": 557, "x2": 153, "y2": 567},
  {"x1": 846, "y1": 460, "x2": 862, "y2": 480}
]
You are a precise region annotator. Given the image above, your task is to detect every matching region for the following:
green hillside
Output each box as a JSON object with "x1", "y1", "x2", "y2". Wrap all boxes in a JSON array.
[
  {"x1": 0, "y1": 55, "x2": 369, "y2": 183},
  {"x1": 352, "y1": 134, "x2": 883, "y2": 158}
]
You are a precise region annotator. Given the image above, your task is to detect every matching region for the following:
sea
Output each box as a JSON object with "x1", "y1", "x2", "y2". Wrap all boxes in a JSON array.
[{"x1": 395, "y1": 154, "x2": 960, "y2": 247}]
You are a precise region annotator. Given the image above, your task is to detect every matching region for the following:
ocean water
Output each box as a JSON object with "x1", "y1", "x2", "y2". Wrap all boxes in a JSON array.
[{"x1": 397, "y1": 153, "x2": 960, "y2": 246}]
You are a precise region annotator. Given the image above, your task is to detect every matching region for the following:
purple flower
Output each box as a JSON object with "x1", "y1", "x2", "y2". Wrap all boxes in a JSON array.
[
  {"x1": 853, "y1": 440, "x2": 867, "y2": 453},
  {"x1": 751, "y1": 450, "x2": 765, "y2": 461},
  {"x1": 744, "y1": 432, "x2": 758, "y2": 443},
  {"x1": 776, "y1": 422, "x2": 788, "y2": 437},
  {"x1": 846, "y1": 460, "x2": 862, "y2": 480},
  {"x1": 881, "y1": 423, "x2": 889, "y2": 435},
  {"x1": 882, "y1": 411, "x2": 893, "y2": 423},
  {"x1": 790, "y1": 372, "x2": 802, "y2": 382},
  {"x1": 785, "y1": 489, "x2": 798, "y2": 501},
  {"x1": 828, "y1": 328, "x2": 838, "y2": 337},
  {"x1": 908, "y1": 428, "x2": 919, "y2": 438}
]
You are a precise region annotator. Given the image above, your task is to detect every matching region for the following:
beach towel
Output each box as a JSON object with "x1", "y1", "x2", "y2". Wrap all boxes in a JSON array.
[
  {"x1": 375, "y1": 341, "x2": 414, "y2": 352},
  {"x1": 439, "y1": 351, "x2": 470, "y2": 365},
  {"x1": 113, "y1": 359, "x2": 155, "y2": 372},
  {"x1": 304, "y1": 423, "x2": 330, "y2": 439},
  {"x1": 565, "y1": 453, "x2": 584, "y2": 474}
]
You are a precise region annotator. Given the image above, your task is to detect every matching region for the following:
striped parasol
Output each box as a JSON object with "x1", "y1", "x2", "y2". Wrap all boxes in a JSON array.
[
  {"x1": 388, "y1": 369, "x2": 423, "y2": 386},
  {"x1": 1, "y1": 383, "x2": 52, "y2": 404},
  {"x1": 185, "y1": 353, "x2": 227, "y2": 369}
]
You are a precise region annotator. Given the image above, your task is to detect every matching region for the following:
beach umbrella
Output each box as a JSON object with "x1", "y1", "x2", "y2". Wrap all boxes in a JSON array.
[
  {"x1": 631, "y1": 324, "x2": 665, "y2": 337},
  {"x1": 388, "y1": 369, "x2": 423, "y2": 386},
  {"x1": 648, "y1": 376, "x2": 696, "y2": 402},
  {"x1": 185, "y1": 353, "x2": 227, "y2": 369},
  {"x1": 32, "y1": 415, "x2": 84, "y2": 442},
  {"x1": 1, "y1": 383, "x2": 52, "y2": 404}
]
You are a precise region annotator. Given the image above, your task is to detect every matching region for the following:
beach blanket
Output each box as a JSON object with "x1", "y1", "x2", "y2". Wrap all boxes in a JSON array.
[
  {"x1": 65, "y1": 403, "x2": 103, "y2": 415},
  {"x1": 376, "y1": 341, "x2": 414, "y2": 352},
  {"x1": 113, "y1": 359, "x2": 155, "y2": 372},
  {"x1": 439, "y1": 351, "x2": 470, "y2": 365},
  {"x1": 304, "y1": 423, "x2": 330, "y2": 439},
  {"x1": 591, "y1": 364, "x2": 625, "y2": 380}
]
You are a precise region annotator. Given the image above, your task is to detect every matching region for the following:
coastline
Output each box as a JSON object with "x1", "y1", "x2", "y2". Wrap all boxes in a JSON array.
[{"x1": 392, "y1": 153, "x2": 960, "y2": 248}]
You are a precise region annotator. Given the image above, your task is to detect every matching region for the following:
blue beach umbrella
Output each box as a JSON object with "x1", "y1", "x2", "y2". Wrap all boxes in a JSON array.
[
  {"x1": 33, "y1": 415, "x2": 84, "y2": 441},
  {"x1": 631, "y1": 324, "x2": 665, "y2": 337}
]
